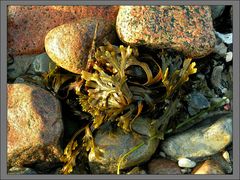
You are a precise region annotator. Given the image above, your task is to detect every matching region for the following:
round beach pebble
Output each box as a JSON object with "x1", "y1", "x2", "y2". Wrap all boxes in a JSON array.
[
  {"x1": 178, "y1": 158, "x2": 196, "y2": 168},
  {"x1": 88, "y1": 118, "x2": 159, "y2": 174},
  {"x1": 161, "y1": 113, "x2": 232, "y2": 160},
  {"x1": 148, "y1": 158, "x2": 181, "y2": 175},
  {"x1": 116, "y1": 6, "x2": 216, "y2": 58},
  {"x1": 7, "y1": 83, "x2": 63, "y2": 170},
  {"x1": 45, "y1": 18, "x2": 116, "y2": 74}
]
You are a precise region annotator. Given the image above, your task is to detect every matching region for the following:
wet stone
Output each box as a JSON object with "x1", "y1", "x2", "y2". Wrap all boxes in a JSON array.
[
  {"x1": 161, "y1": 113, "x2": 232, "y2": 161},
  {"x1": 45, "y1": 18, "x2": 116, "y2": 74},
  {"x1": 7, "y1": 53, "x2": 56, "y2": 81},
  {"x1": 7, "y1": 55, "x2": 36, "y2": 80},
  {"x1": 186, "y1": 92, "x2": 210, "y2": 116},
  {"x1": 116, "y1": 6, "x2": 216, "y2": 58},
  {"x1": 31, "y1": 53, "x2": 56, "y2": 73},
  {"x1": 88, "y1": 117, "x2": 159, "y2": 174},
  {"x1": 8, "y1": 167, "x2": 38, "y2": 175},
  {"x1": 191, "y1": 159, "x2": 225, "y2": 174},
  {"x1": 210, "y1": 5, "x2": 225, "y2": 20},
  {"x1": 126, "y1": 167, "x2": 147, "y2": 175},
  {"x1": 7, "y1": 83, "x2": 63, "y2": 171},
  {"x1": 147, "y1": 158, "x2": 181, "y2": 175}
]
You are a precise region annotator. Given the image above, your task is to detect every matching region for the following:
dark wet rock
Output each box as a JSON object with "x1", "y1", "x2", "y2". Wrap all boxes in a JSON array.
[
  {"x1": 88, "y1": 117, "x2": 159, "y2": 174},
  {"x1": 7, "y1": 53, "x2": 56, "y2": 81},
  {"x1": 191, "y1": 75, "x2": 216, "y2": 98},
  {"x1": 31, "y1": 53, "x2": 56, "y2": 74},
  {"x1": 211, "y1": 152, "x2": 232, "y2": 174},
  {"x1": 8, "y1": 6, "x2": 119, "y2": 56},
  {"x1": 230, "y1": 6, "x2": 232, "y2": 24},
  {"x1": 126, "y1": 167, "x2": 147, "y2": 175},
  {"x1": 210, "y1": 65, "x2": 230, "y2": 96},
  {"x1": 8, "y1": 167, "x2": 38, "y2": 175},
  {"x1": 186, "y1": 92, "x2": 210, "y2": 116},
  {"x1": 161, "y1": 113, "x2": 232, "y2": 161},
  {"x1": 116, "y1": 6, "x2": 216, "y2": 58},
  {"x1": 45, "y1": 18, "x2": 116, "y2": 74},
  {"x1": 148, "y1": 158, "x2": 181, "y2": 175},
  {"x1": 191, "y1": 159, "x2": 225, "y2": 174},
  {"x1": 7, "y1": 83, "x2": 63, "y2": 171},
  {"x1": 7, "y1": 55, "x2": 36, "y2": 80},
  {"x1": 213, "y1": 40, "x2": 228, "y2": 58},
  {"x1": 210, "y1": 5, "x2": 225, "y2": 20}
]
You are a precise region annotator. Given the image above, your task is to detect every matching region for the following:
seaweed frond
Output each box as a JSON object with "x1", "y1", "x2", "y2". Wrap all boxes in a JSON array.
[
  {"x1": 162, "y1": 58, "x2": 197, "y2": 98},
  {"x1": 59, "y1": 126, "x2": 87, "y2": 174}
]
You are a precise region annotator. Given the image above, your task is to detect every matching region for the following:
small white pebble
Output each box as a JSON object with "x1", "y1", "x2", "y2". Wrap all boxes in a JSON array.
[
  {"x1": 178, "y1": 158, "x2": 196, "y2": 168},
  {"x1": 159, "y1": 151, "x2": 166, "y2": 158},
  {"x1": 225, "y1": 52, "x2": 233, "y2": 62},
  {"x1": 222, "y1": 97, "x2": 230, "y2": 104},
  {"x1": 222, "y1": 151, "x2": 231, "y2": 163}
]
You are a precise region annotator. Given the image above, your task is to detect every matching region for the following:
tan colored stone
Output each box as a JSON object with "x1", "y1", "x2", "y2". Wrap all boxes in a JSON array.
[
  {"x1": 192, "y1": 160, "x2": 225, "y2": 174},
  {"x1": 45, "y1": 18, "x2": 116, "y2": 74}
]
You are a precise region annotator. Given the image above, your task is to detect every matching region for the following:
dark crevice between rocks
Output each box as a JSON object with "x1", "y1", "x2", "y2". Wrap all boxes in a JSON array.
[{"x1": 213, "y1": 5, "x2": 232, "y2": 33}]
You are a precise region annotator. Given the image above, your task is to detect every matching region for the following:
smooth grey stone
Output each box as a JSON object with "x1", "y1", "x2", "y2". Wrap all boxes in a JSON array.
[{"x1": 161, "y1": 113, "x2": 232, "y2": 161}]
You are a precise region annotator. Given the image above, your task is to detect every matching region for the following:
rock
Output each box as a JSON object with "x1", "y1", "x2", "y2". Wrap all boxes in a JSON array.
[
  {"x1": 161, "y1": 113, "x2": 232, "y2": 161},
  {"x1": 13, "y1": 75, "x2": 46, "y2": 89},
  {"x1": 210, "y1": 65, "x2": 228, "y2": 95},
  {"x1": 180, "y1": 168, "x2": 192, "y2": 174},
  {"x1": 148, "y1": 158, "x2": 181, "y2": 175},
  {"x1": 7, "y1": 55, "x2": 36, "y2": 80},
  {"x1": 127, "y1": 167, "x2": 146, "y2": 175},
  {"x1": 215, "y1": 31, "x2": 232, "y2": 44},
  {"x1": 178, "y1": 158, "x2": 196, "y2": 168},
  {"x1": 88, "y1": 117, "x2": 159, "y2": 174},
  {"x1": 191, "y1": 160, "x2": 225, "y2": 174},
  {"x1": 116, "y1": 6, "x2": 216, "y2": 58},
  {"x1": 211, "y1": 152, "x2": 232, "y2": 174},
  {"x1": 8, "y1": 6, "x2": 119, "y2": 56},
  {"x1": 7, "y1": 83, "x2": 63, "y2": 171},
  {"x1": 213, "y1": 41, "x2": 228, "y2": 58},
  {"x1": 186, "y1": 92, "x2": 210, "y2": 116},
  {"x1": 159, "y1": 151, "x2": 166, "y2": 158},
  {"x1": 210, "y1": 5, "x2": 225, "y2": 20},
  {"x1": 8, "y1": 167, "x2": 38, "y2": 175},
  {"x1": 31, "y1": 53, "x2": 56, "y2": 73},
  {"x1": 225, "y1": 51, "x2": 232, "y2": 62},
  {"x1": 222, "y1": 151, "x2": 231, "y2": 163},
  {"x1": 7, "y1": 53, "x2": 56, "y2": 80},
  {"x1": 45, "y1": 18, "x2": 116, "y2": 74}
]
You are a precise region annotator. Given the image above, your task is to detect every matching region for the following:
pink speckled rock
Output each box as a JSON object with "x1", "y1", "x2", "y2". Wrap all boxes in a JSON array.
[
  {"x1": 7, "y1": 6, "x2": 119, "y2": 56},
  {"x1": 7, "y1": 83, "x2": 63, "y2": 170},
  {"x1": 116, "y1": 6, "x2": 216, "y2": 58}
]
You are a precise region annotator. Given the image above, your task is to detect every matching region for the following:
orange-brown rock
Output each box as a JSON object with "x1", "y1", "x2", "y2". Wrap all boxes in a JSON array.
[{"x1": 7, "y1": 6, "x2": 119, "y2": 56}]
